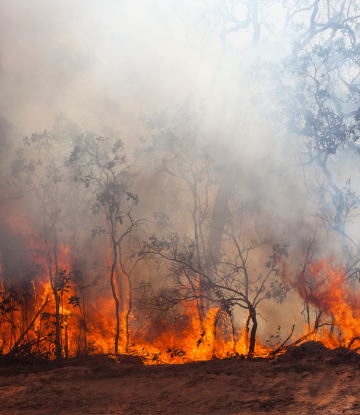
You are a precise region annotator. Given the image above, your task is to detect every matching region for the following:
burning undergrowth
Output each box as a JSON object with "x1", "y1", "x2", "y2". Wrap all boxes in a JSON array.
[
  {"x1": 1, "y1": 193, "x2": 360, "y2": 366},
  {"x1": 0, "y1": 102, "x2": 360, "y2": 368}
]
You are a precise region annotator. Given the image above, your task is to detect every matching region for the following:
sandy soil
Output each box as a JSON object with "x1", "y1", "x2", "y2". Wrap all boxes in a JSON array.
[{"x1": 1, "y1": 342, "x2": 360, "y2": 415}]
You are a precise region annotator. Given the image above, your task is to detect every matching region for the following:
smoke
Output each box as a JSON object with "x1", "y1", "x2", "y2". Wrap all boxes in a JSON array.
[
  {"x1": 1, "y1": 0, "x2": 356, "y2": 355},
  {"x1": 0, "y1": 1, "x2": 219, "y2": 132}
]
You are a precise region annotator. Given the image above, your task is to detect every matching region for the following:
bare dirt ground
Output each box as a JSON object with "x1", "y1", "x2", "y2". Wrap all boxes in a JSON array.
[{"x1": 1, "y1": 342, "x2": 360, "y2": 415}]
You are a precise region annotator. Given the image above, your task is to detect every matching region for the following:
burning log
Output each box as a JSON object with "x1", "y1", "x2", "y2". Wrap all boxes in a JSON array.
[{"x1": 0, "y1": 295, "x2": 49, "y2": 363}]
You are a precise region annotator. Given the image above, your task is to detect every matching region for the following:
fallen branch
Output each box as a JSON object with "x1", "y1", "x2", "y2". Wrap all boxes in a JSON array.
[
  {"x1": 348, "y1": 336, "x2": 360, "y2": 350},
  {"x1": 270, "y1": 324, "x2": 295, "y2": 356},
  {"x1": 1, "y1": 295, "x2": 49, "y2": 363},
  {"x1": 280, "y1": 327, "x2": 318, "y2": 351}
]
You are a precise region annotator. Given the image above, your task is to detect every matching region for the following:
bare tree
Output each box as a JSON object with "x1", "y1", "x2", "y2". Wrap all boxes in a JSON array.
[
  {"x1": 137, "y1": 217, "x2": 288, "y2": 356},
  {"x1": 257, "y1": 23, "x2": 360, "y2": 278},
  {"x1": 137, "y1": 97, "x2": 221, "y2": 324},
  {"x1": 136, "y1": 102, "x2": 289, "y2": 356},
  {"x1": 67, "y1": 134, "x2": 146, "y2": 353},
  {"x1": 10, "y1": 129, "x2": 74, "y2": 359}
]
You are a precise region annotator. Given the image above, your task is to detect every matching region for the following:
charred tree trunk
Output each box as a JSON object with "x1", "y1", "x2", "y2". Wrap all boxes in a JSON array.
[
  {"x1": 249, "y1": 312, "x2": 258, "y2": 356},
  {"x1": 115, "y1": 265, "x2": 125, "y2": 351},
  {"x1": 244, "y1": 312, "x2": 251, "y2": 347},
  {"x1": 248, "y1": 305, "x2": 258, "y2": 356},
  {"x1": 110, "y1": 238, "x2": 120, "y2": 354},
  {"x1": 306, "y1": 301, "x2": 310, "y2": 335}
]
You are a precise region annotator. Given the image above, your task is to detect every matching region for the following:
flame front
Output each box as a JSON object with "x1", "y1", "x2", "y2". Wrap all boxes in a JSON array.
[
  {"x1": 283, "y1": 259, "x2": 360, "y2": 350},
  {"x1": 1, "y1": 199, "x2": 360, "y2": 364}
]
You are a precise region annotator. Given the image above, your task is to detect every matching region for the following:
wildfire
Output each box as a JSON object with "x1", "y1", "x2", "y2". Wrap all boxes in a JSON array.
[
  {"x1": 283, "y1": 259, "x2": 360, "y2": 350},
  {"x1": 1, "y1": 198, "x2": 360, "y2": 365}
]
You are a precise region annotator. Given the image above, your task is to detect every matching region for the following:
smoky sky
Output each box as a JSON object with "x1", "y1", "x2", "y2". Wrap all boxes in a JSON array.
[
  {"x1": 0, "y1": 1, "x2": 292, "y2": 218},
  {"x1": 0, "y1": 0, "x2": 339, "y2": 283},
  {"x1": 0, "y1": 1, "x2": 226, "y2": 133}
]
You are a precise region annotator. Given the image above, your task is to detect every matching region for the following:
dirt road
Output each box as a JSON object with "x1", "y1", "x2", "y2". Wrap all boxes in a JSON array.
[{"x1": 1, "y1": 342, "x2": 360, "y2": 414}]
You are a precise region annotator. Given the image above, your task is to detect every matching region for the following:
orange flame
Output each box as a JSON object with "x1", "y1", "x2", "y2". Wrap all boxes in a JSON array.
[{"x1": 1, "y1": 197, "x2": 360, "y2": 363}]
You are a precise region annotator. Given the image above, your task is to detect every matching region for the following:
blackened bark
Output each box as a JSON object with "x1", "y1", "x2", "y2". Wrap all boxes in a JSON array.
[
  {"x1": 248, "y1": 305, "x2": 258, "y2": 356},
  {"x1": 110, "y1": 239, "x2": 120, "y2": 354}
]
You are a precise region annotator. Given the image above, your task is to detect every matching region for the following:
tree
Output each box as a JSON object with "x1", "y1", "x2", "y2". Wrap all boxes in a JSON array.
[
  {"x1": 189, "y1": 2, "x2": 360, "y2": 281},
  {"x1": 67, "y1": 133, "x2": 146, "y2": 353},
  {"x1": 136, "y1": 100, "x2": 289, "y2": 356},
  {"x1": 137, "y1": 97, "x2": 221, "y2": 324},
  {"x1": 256, "y1": 12, "x2": 360, "y2": 278},
  {"x1": 199, "y1": 0, "x2": 360, "y2": 52},
  {"x1": 68, "y1": 266, "x2": 90, "y2": 355},
  {"x1": 138, "y1": 218, "x2": 289, "y2": 355},
  {"x1": 10, "y1": 128, "x2": 74, "y2": 359}
]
